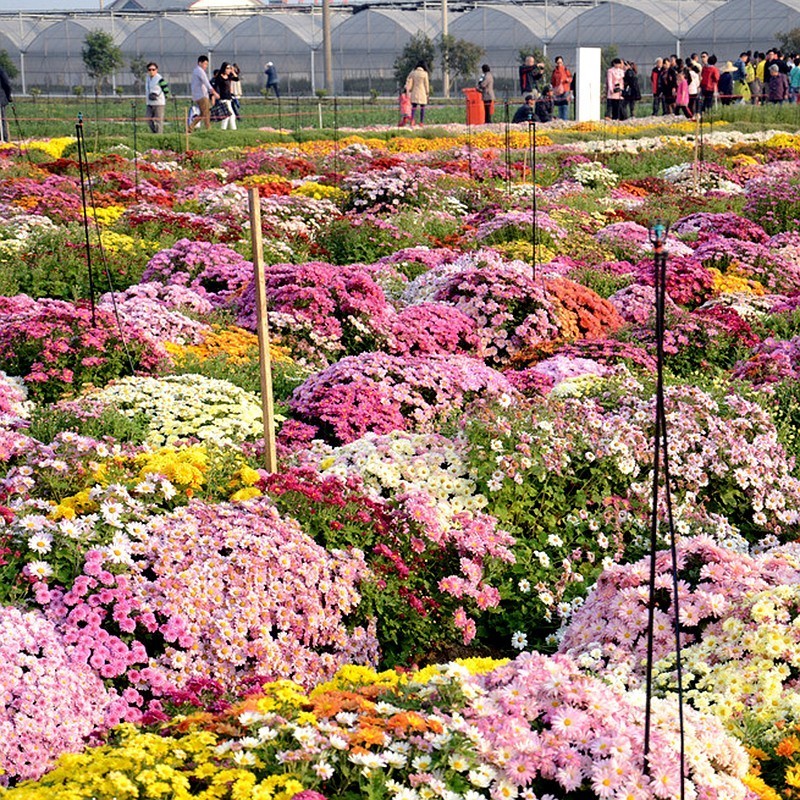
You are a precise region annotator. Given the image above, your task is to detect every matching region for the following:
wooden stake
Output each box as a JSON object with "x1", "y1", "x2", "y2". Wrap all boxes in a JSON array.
[{"x1": 248, "y1": 187, "x2": 277, "y2": 473}]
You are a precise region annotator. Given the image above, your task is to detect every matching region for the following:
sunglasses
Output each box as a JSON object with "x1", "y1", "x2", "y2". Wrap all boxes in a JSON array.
[{"x1": 147, "y1": 67, "x2": 157, "y2": 71}]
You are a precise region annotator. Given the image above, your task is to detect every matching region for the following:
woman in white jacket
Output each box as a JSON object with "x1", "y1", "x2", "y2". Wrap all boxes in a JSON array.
[{"x1": 405, "y1": 61, "x2": 430, "y2": 126}]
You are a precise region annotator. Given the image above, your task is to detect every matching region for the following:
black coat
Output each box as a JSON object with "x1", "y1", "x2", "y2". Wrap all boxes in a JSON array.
[
  {"x1": 0, "y1": 67, "x2": 12, "y2": 106},
  {"x1": 623, "y1": 68, "x2": 641, "y2": 101}
]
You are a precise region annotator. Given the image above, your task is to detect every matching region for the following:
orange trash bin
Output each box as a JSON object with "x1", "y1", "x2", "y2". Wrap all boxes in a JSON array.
[{"x1": 462, "y1": 87, "x2": 484, "y2": 125}]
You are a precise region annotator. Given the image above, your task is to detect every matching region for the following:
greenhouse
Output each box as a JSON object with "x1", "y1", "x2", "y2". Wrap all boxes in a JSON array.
[
  {"x1": 0, "y1": 0, "x2": 796, "y2": 95},
  {"x1": 682, "y1": 0, "x2": 800, "y2": 60},
  {"x1": 330, "y1": 8, "x2": 442, "y2": 92},
  {"x1": 447, "y1": 4, "x2": 584, "y2": 89},
  {"x1": 548, "y1": 0, "x2": 725, "y2": 71},
  {"x1": 24, "y1": 15, "x2": 145, "y2": 91}
]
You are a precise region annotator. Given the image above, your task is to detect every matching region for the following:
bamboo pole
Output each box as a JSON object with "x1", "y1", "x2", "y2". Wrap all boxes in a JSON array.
[{"x1": 248, "y1": 187, "x2": 277, "y2": 473}]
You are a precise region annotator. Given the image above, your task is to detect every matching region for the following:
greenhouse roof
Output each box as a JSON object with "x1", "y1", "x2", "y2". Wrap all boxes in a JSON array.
[
  {"x1": 449, "y1": 4, "x2": 584, "y2": 48},
  {"x1": 549, "y1": 0, "x2": 718, "y2": 47},
  {"x1": 682, "y1": 0, "x2": 800, "y2": 49}
]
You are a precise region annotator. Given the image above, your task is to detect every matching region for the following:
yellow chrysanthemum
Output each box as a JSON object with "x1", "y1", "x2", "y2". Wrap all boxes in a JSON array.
[
  {"x1": 493, "y1": 240, "x2": 555, "y2": 264},
  {"x1": 291, "y1": 181, "x2": 348, "y2": 204},
  {"x1": 708, "y1": 267, "x2": 765, "y2": 296},
  {"x1": 230, "y1": 486, "x2": 262, "y2": 502},
  {"x1": 766, "y1": 133, "x2": 800, "y2": 150},
  {"x1": 135, "y1": 445, "x2": 209, "y2": 490},
  {"x1": 20, "y1": 136, "x2": 76, "y2": 160},
  {"x1": 51, "y1": 488, "x2": 96, "y2": 520},
  {"x1": 743, "y1": 772, "x2": 783, "y2": 800},
  {"x1": 89, "y1": 205, "x2": 126, "y2": 226},
  {"x1": 98, "y1": 230, "x2": 151, "y2": 255}
]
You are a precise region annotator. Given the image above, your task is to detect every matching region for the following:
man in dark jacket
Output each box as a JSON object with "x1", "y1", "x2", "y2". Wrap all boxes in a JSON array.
[
  {"x1": 0, "y1": 65, "x2": 12, "y2": 143},
  {"x1": 519, "y1": 56, "x2": 544, "y2": 96}
]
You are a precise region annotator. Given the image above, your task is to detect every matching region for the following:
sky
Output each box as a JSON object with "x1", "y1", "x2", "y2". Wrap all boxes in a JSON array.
[{"x1": 0, "y1": 0, "x2": 105, "y2": 11}]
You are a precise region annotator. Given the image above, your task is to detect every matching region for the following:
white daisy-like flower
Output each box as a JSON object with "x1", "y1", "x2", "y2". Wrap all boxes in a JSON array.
[
  {"x1": 27, "y1": 532, "x2": 53, "y2": 554},
  {"x1": 25, "y1": 560, "x2": 54, "y2": 579},
  {"x1": 511, "y1": 631, "x2": 528, "y2": 650}
]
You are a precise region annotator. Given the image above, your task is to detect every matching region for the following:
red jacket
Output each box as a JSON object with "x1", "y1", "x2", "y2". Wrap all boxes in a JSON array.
[
  {"x1": 700, "y1": 65, "x2": 719, "y2": 92},
  {"x1": 651, "y1": 67, "x2": 660, "y2": 94},
  {"x1": 551, "y1": 64, "x2": 572, "y2": 96}
]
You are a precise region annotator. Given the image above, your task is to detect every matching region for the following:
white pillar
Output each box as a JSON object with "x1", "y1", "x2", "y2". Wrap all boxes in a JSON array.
[{"x1": 575, "y1": 47, "x2": 601, "y2": 122}]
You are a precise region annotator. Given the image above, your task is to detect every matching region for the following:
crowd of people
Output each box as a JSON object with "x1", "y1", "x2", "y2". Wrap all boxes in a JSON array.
[
  {"x1": 503, "y1": 47, "x2": 800, "y2": 127},
  {"x1": 144, "y1": 46, "x2": 800, "y2": 134},
  {"x1": 646, "y1": 49, "x2": 799, "y2": 120}
]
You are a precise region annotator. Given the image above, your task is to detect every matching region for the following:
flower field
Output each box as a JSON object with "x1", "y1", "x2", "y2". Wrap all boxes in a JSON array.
[{"x1": 4, "y1": 119, "x2": 800, "y2": 799}]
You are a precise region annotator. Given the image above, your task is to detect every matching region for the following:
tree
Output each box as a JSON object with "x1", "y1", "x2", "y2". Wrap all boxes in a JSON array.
[
  {"x1": 601, "y1": 45, "x2": 620, "y2": 77},
  {"x1": 129, "y1": 54, "x2": 148, "y2": 91},
  {"x1": 439, "y1": 34, "x2": 484, "y2": 93},
  {"x1": 777, "y1": 28, "x2": 800, "y2": 55},
  {"x1": 82, "y1": 30, "x2": 124, "y2": 94},
  {"x1": 0, "y1": 50, "x2": 18, "y2": 80},
  {"x1": 393, "y1": 32, "x2": 435, "y2": 89}
]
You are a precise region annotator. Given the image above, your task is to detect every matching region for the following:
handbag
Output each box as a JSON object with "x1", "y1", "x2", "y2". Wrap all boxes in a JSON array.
[{"x1": 209, "y1": 100, "x2": 232, "y2": 121}]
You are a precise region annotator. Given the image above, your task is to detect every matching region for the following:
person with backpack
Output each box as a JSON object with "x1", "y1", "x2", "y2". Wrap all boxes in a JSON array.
[{"x1": 145, "y1": 62, "x2": 170, "y2": 134}]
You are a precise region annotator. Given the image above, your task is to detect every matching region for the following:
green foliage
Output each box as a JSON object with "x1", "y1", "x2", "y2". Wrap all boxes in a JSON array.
[
  {"x1": 0, "y1": 228, "x2": 151, "y2": 301},
  {"x1": 266, "y1": 472, "x2": 505, "y2": 668},
  {"x1": 393, "y1": 33, "x2": 435, "y2": 88},
  {"x1": 82, "y1": 30, "x2": 124, "y2": 93},
  {"x1": 568, "y1": 266, "x2": 634, "y2": 299},
  {"x1": 777, "y1": 27, "x2": 800, "y2": 56},
  {"x1": 0, "y1": 49, "x2": 19, "y2": 80},
  {"x1": 757, "y1": 308, "x2": 800, "y2": 341},
  {"x1": 439, "y1": 34, "x2": 484, "y2": 92},
  {"x1": 317, "y1": 217, "x2": 417, "y2": 265},
  {"x1": 170, "y1": 351, "x2": 310, "y2": 405},
  {"x1": 462, "y1": 398, "x2": 641, "y2": 650},
  {"x1": 601, "y1": 44, "x2": 619, "y2": 76},
  {"x1": 26, "y1": 405, "x2": 149, "y2": 445},
  {"x1": 129, "y1": 54, "x2": 149, "y2": 88},
  {"x1": 762, "y1": 380, "x2": 800, "y2": 470}
]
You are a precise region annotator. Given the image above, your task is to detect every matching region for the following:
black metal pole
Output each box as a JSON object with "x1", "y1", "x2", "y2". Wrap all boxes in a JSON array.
[
  {"x1": 131, "y1": 101, "x2": 139, "y2": 204},
  {"x1": 75, "y1": 115, "x2": 97, "y2": 327}
]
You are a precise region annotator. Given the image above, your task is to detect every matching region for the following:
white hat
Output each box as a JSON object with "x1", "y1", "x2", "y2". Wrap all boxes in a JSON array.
[{"x1": 266, "y1": 61, "x2": 273, "y2": 67}]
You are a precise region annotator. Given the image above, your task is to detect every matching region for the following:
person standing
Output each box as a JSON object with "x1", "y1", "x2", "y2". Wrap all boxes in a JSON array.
[
  {"x1": 189, "y1": 55, "x2": 218, "y2": 132},
  {"x1": 768, "y1": 62, "x2": 789, "y2": 103},
  {"x1": 606, "y1": 57, "x2": 625, "y2": 120},
  {"x1": 145, "y1": 62, "x2": 169, "y2": 134},
  {"x1": 674, "y1": 65, "x2": 692, "y2": 118},
  {"x1": 405, "y1": 60, "x2": 430, "y2": 126},
  {"x1": 662, "y1": 56, "x2": 678, "y2": 114},
  {"x1": 477, "y1": 63, "x2": 495, "y2": 123},
  {"x1": 623, "y1": 60, "x2": 641, "y2": 119},
  {"x1": 212, "y1": 61, "x2": 238, "y2": 130},
  {"x1": 519, "y1": 55, "x2": 544, "y2": 97},
  {"x1": 687, "y1": 56, "x2": 701, "y2": 115},
  {"x1": 651, "y1": 58, "x2": 663, "y2": 115},
  {"x1": 230, "y1": 63, "x2": 242, "y2": 118},
  {"x1": 732, "y1": 53, "x2": 751, "y2": 102},
  {"x1": 550, "y1": 55, "x2": 572, "y2": 120},
  {"x1": 700, "y1": 54, "x2": 720, "y2": 111},
  {"x1": 264, "y1": 61, "x2": 280, "y2": 98},
  {"x1": 0, "y1": 64, "x2": 12, "y2": 142},
  {"x1": 718, "y1": 61, "x2": 735, "y2": 105},
  {"x1": 789, "y1": 56, "x2": 800, "y2": 103}
]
